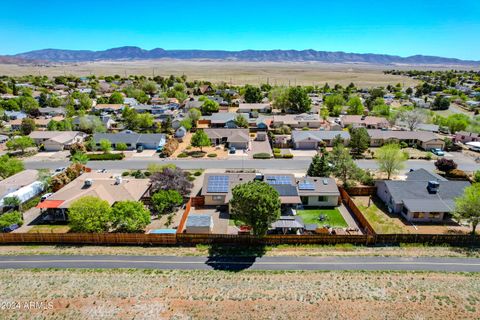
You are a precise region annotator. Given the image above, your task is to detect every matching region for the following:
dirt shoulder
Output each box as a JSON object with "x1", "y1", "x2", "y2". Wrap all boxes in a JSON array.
[
  {"x1": 0, "y1": 269, "x2": 479, "y2": 319},
  {"x1": 0, "y1": 244, "x2": 478, "y2": 258}
]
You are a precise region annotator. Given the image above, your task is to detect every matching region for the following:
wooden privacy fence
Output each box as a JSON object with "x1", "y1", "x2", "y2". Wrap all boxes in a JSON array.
[
  {"x1": 339, "y1": 187, "x2": 376, "y2": 235},
  {"x1": 345, "y1": 186, "x2": 377, "y2": 196},
  {"x1": 176, "y1": 198, "x2": 192, "y2": 234},
  {"x1": 1, "y1": 232, "x2": 479, "y2": 246},
  {"x1": 0, "y1": 233, "x2": 176, "y2": 245}
]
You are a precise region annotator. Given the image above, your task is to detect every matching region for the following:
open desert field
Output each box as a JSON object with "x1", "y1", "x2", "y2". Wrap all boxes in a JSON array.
[
  {"x1": 0, "y1": 269, "x2": 479, "y2": 319},
  {"x1": 0, "y1": 60, "x2": 421, "y2": 87}
]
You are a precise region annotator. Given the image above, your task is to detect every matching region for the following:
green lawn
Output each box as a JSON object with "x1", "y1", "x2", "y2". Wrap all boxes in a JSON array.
[
  {"x1": 28, "y1": 225, "x2": 71, "y2": 233},
  {"x1": 297, "y1": 208, "x2": 348, "y2": 228},
  {"x1": 355, "y1": 198, "x2": 410, "y2": 234}
]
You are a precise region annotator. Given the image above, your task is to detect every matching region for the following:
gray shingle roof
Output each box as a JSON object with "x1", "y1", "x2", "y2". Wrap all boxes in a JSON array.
[
  {"x1": 186, "y1": 214, "x2": 213, "y2": 227},
  {"x1": 405, "y1": 169, "x2": 447, "y2": 182}
]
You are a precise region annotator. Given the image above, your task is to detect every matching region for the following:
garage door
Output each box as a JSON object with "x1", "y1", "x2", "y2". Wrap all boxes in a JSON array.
[{"x1": 296, "y1": 141, "x2": 317, "y2": 150}]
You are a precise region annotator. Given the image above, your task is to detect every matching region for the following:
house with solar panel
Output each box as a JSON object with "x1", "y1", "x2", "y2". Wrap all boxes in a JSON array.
[{"x1": 201, "y1": 173, "x2": 340, "y2": 210}]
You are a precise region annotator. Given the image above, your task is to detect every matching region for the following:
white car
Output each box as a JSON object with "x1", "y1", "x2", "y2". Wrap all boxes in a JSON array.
[{"x1": 40, "y1": 193, "x2": 53, "y2": 202}]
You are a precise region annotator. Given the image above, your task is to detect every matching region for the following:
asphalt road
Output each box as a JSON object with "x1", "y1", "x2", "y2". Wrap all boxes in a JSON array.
[
  {"x1": 1, "y1": 255, "x2": 479, "y2": 272},
  {"x1": 24, "y1": 158, "x2": 480, "y2": 172}
]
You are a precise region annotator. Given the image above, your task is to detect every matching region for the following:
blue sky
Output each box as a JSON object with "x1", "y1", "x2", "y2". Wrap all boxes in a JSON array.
[{"x1": 1, "y1": 0, "x2": 479, "y2": 60}]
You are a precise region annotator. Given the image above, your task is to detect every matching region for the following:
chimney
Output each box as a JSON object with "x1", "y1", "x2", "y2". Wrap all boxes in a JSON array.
[{"x1": 427, "y1": 181, "x2": 439, "y2": 194}]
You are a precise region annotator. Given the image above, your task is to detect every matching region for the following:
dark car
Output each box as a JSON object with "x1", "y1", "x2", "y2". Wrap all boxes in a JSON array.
[{"x1": 2, "y1": 224, "x2": 19, "y2": 233}]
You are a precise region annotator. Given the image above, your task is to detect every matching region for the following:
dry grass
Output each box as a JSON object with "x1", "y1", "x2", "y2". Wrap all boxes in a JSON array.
[
  {"x1": 0, "y1": 269, "x2": 479, "y2": 319},
  {"x1": 0, "y1": 60, "x2": 419, "y2": 87},
  {"x1": 0, "y1": 244, "x2": 478, "y2": 258}
]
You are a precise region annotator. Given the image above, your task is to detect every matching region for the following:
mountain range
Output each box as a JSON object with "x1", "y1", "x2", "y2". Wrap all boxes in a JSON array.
[{"x1": 4, "y1": 46, "x2": 480, "y2": 66}]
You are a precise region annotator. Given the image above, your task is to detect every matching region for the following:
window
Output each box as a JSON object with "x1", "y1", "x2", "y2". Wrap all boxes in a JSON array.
[
  {"x1": 413, "y1": 212, "x2": 425, "y2": 219},
  {"x1": 212, "y1": 195, "x2": 224, "y2": 201},
  {"x1": 318, "y1": 196, "x2": 328, "y2": 202},
  {"x1": 430, "y1": 212, "x2": 441, "y2": 219}
]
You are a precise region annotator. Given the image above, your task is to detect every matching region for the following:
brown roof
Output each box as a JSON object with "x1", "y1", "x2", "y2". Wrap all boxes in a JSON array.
[
  {"x1": 94, "y1": 104, "x2": 124, "y2": 111},
  {"x1": 341, "y1": 115, "x2": 389, "y2": 126},
  {"x1": 47, "y1": 173, "x2": 150, "y2": 209},
  {"x1": 367, "y1": 129, "x2": 441, "y2": 142}
]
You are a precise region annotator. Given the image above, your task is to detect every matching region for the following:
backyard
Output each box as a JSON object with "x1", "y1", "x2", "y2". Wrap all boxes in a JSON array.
[
  {"x1": 297, "y1": 208, "x2": 348, "y2": 228},
  {"x1": 352, "y1": 196, "x2": 410, "y2": 234}
]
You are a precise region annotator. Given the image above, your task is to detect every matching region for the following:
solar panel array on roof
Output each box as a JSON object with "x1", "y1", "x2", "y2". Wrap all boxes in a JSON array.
[
  {"x1": 266, "y1": 176, "x2": 292, "y2": 185},
  {"x1": 207, "y1": 175, "x2": 229, "y2": 193},
  {"x1": 298, "y1": 181, "x2": 315, "y2": 190}
]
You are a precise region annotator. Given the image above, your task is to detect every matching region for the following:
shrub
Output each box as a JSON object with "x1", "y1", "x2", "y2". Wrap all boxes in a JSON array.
[
  {"x1": 144, "y1": 171, "x2": 151, "y2": 177},
  {"x1": 282, "y1": 153, "x2": 294, "y2": 159},
  {"x1": 273, "y1": 153, "x2": 283, "y2": 158},
  {"x1": 0, "y1": 211, "x2": 23, "y2": 228},
  {"x1": 122, "y1": 171, "x2": 130, "y2": 176},
  {"x1": 87, "y1": 153, "x2": 125, "y2": 160},
  {"x1": 425, "y1": 153, "x2": 433, "y2": 160},
  {"x1": 116, "y1": 142, "x2": 127, "y2": 151},
  {"x1": 446, "y1": 169, "x2": 469, "y2": 179},
  {"x1": 253, "y1": 152, "x2": 272, "y2": 159},
  {"x1": 190, "y1": 151, "x2": 206, "y2": 158},
  {"x1": 435, "y1": 158, "x2": 457, "y2": 173},
  {"x1": 399, "y1": 141, "x2": 408, "y2": 149},
  {"x1": 177, "y1": 152, "x2": 188, "y2": 158},
  {"x1": 207, "y1": 153, "x2": 217, "y2": 158},
  {"x1": 131, "y1": 170, "x2": 145, "y2": 179},
  {"x1": 194, "y1": 171, "x2": 202, "y2": 176},
  {"x1": 302, "y1": 127, "x2": 310, "y2": 131},
  {"x1": 473, "y1": 170, "x2": 480, "y2": 183},
  {"x1": 273, "y1": 148, "x2": 281, "y2": 153},
  {"x1": 186, "y1": 146, "x2": 192, "y2": 150},
  {"x1": 161, "y1": 139, "x2": 179, "y2": 157}
]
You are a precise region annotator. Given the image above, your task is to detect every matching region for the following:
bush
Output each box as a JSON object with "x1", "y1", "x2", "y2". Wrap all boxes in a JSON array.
[
  {"x1": 207, "y1": 153, "x2": 217, "y2": 158},
  {"x1": 399, "y1": 141, "x2": 408, "y2": 149},
  {"x1": 473, "y1": 170, "x2": 480, "y2": 183},
  {"x1": 273, "y1": 153, "x2": 283, "y2": 158},
  {"x1": 87, "y1": 153, "x2": 125, "y2": 161},
  {"x1": 190, "y1": 151, "x2": 206, "y2": 158},
  {"x1": 273, "y1": 148, "x2": 281, "y2": 153},
  {"x1": 177, "y1": 152, "x2": 188, "y2": 158},
  {"x1": 131, "y1": 170, "x2": 145, "y2": 179},
  {"x1": 425, "y1": 153, "x2": 433, "y2": 160},
  {"x1": 194, "y1": 171, "x2": 202, "y2": 176},
  {"x1": 116, "y1": 142, "x2": 127, "y2": 151},
  {"x1": 446, "y1": 169, "x2": 469, "y2": 179},
  {"x1": 0, "y1": 211, "x2": 23, "y2": 229},
  {"x1": 302, "y1": 127, "x2": 310, "y2": 131},
  {"x1": 122, "y1": 171, "x2": 130, "y2": 176},
  {"x1": 253, "y1": 152, "x2": 272, "y2": 159},
  {"x1": 282, "y1": 153, "x2": 294, "y2": 159},
  {"x1": 435, "y1": 158, "x2": 457, "y2": 173},
  {"x1": 144, "y1": 171, "x2": 151, "y2": 177},
  {"x1": 161, "y1": 139, "x2": 179, "y2": 157}
]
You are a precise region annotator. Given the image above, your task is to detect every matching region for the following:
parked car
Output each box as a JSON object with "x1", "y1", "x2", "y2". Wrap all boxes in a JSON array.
[
  {"x1": 2, "y1": 224, "x2": 19, "y2": 233},
  {"x1": 136, "y1": 145, "x2": 144, "y2": 153},
  {"x1": 55, "y1": 167, "x2": 66, "y2": 173},
  {"x1": 430, "y1": 148, "x2": 445, "y2": 156},
  {"x1": 229, "y1": 146, "x2": 236, "y2": 154},
  {"x1": 40, "y1": 193, "x2": 53, "y2": 202}
]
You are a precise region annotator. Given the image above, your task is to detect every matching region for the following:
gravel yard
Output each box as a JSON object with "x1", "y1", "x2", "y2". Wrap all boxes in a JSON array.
[{"x1": 0, "y1": 269, "x2": 478, "y2": 319}]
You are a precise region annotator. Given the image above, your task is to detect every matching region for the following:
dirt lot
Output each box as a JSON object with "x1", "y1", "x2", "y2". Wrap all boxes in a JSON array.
[
  {"x1": 0, "y1": 269, "x2": 478, "y2": 319},
  {"x1": 171, "y1": 132, "x2": 228, "y2": 159},
  {"x1": 0, "y1": 60, "x2": 419, "y2": 87}
]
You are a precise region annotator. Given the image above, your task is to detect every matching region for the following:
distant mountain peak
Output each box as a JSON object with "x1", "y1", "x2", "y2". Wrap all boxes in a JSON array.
[{"x1": 9, "y1": 47, "x2": 480, "y2": 66}]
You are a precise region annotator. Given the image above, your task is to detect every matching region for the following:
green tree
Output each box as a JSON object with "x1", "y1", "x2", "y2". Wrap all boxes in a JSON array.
[
  {"x1": 200, "y1": 99, "x2": 219, "y2": 115},
  {"x1": 454, "y1": 183, "x2": 480, "y2": 235},
  {"x1": 319, "y1": 106, "x2": 329, "y2": 121},
  {"x1": 234, "y1": 114, "x2": 249, "y2": 128},
  {"x1": 142, "y1": 81, "x2": 158, "y2": 96},
  {"x1": 18, "y1": 96, "x2": 39, "y2": 115},
  {"x1": 324, "y1": 94, "x2": 345, "y2": 112},
  {"x1": 349, "y1": 127, "x2": 370, "y2": 158},
  {"x1": 109, "y1": 92, "x2": 124, "y2": 104},
  {"x1": 376, "y1": 143, "x2": 408, "y2": 179},
  {"x1": 346, "y1": 96, "x2": 364, "y2": 115},
  {"x1": 20, "y1": 118, "x2": 36, "y2": 135},
  {"x1": 285, "y1": 87, "x2": 311, "y2": 113},
  {"x1": 179, "y1": 118, "x2": 193, "y2": 131},
  {"x1": 432, "y1": 95, "x2": 450, "y2": 110},
  {"x1": 187, "y1": 108, "x2": 202, "y2": 127},
  {"x1": 111, "y1": 200, "x2": 151, "y2": 233},
  {"x1": 229, "y1": 181, "x2": 281, "y2": 236},
  {"x1": 270, "y1": 87, "x2": 289, "y2": 111},
  {"x1": 136, "y1": 113, "x2": 154, "y2": 130},
  {"x1": 3, "y1": 196, "x2": 21, "y2": 210},
  {"x1": 78, "y1": 116, "x2": 106, "y2": 133},
  {"x1": 99, "y1": 139, "x2": 112, "y2": 153},
  {"x1": 191, "y1": 130, "x2": 211, "y2": 152},
  {"x1": 151, "y1": 190, "x2": 183, "y2": 214},
  {"x1": 71, "y1": 151, "x2": 89, "y2": 164},
  {"x1": 68, "y1": 196, "x2": 112, "y2": 233},
  {"x1": 329, "y1": 144, "x2": 361, "y2": 187},
  {"x1": 371, "y1": 98, "x2": 390, "y2": 116},
  {"x1": 244, "y1": 85, "x2": 263, "y2": 103},
  {"x1": 6, "y1": 136, "x2": 35, "y2": 154},
  {"x1": 0, "y1": 155, "x2": 24, "y2": 178},
  {"x1": 307, "y1": 151, "x2": 331, "y2": 177}
]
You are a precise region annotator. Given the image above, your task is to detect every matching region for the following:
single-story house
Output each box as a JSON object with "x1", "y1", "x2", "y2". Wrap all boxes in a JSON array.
[
  {"x1": 5, "y1": 111, "x2": 27, "y2": 120},
  {"x1": 92, "y1": 104, "x2": 124, "y2": 113},
  {"x1": 375, "y1": 169, "x2": 470, "y2": 222},
  {"x1": 37, "y1": 173, "x2": 150, "y2": 222},
  {"x1": 203, "y1": 128, "x2": 250, "y2": 149},
  {"x1": 237, "y1": 103, "x2": 271, "y2": 114},
  {"x1": 72, "y1": 115, "x2": 117, "y2": 131},
  {"x1": 340, "y1": 115, "x2": 389, "y2": 129},
  {"x1": 93, "y1": 130, "x2": 166, "y2": 151},
  {"x1": 292, "y1": 130, "x2": 350, "y2": 149},
  {"x1": 184, "y1": 99, "x2": 205, "y2": 110},
  {"x1": 0, "y1": 169, "x2": 41, "y2": 208},
  {"x1": 296, "y1": 177, "x2": 340, "y2": 207},
  {"x1": 271, "y1": 114, "x2": 323, "y2": 129},
  {"x1": 29, "y1": 131, "x2": 87, "y2": 151},
  {"x1": 38, "y1": 107, "x2": 66, "y2": 117},
  {"x1": 204, "y1": 112, "x2": 249, "y2": 128},
  {"x1": 453, "y1": 131, "x2": 480, "y2": 144},
  {"x1": 367, "y1": 129, "x2": 445, "y2": 150},
  {"x1": 185, "y1": 214, "x2": 214, "y2": 234}
]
